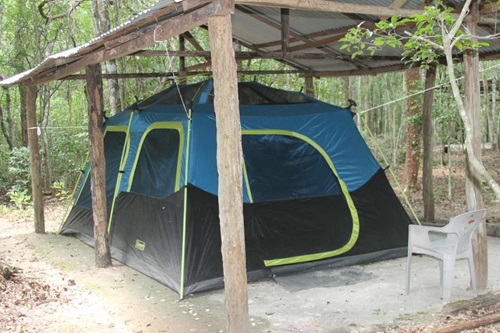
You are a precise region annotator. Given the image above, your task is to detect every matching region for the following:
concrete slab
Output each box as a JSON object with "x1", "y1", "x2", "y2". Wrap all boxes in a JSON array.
[{"x1": 2, "y1": 227, "x2": 499, "y2": 332}]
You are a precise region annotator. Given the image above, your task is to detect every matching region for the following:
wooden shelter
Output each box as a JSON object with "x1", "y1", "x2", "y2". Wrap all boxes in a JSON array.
[{"x1": 1, "y1": 1, "x2": 499, "y2": 332}]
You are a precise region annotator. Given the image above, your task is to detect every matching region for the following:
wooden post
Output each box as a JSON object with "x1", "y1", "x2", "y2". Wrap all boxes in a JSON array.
[
  {"x1": 85, "y1": 63, "x2": 112, "y2": 268},
  {"x1": 25, "y1": 84, "x2": 45, "y2": 234},
  {"x1": 179, "y1": 35, "x2": 187, "y2": 84},
  {"x1": 304, "y1": 76, "x2": 315, "y2": 98},
  {"x1": 208, "y1": 6, "x2": 250, "y2": 333},
  {"x1": 422, "y1": 67, "x2": 436, "y2": 222},
  {"x1": 281, "y1": 8, "x2": 290, "y2": 57},
  {"x1": 464, "y1": 0, "x2": 487, "y2": 292}
]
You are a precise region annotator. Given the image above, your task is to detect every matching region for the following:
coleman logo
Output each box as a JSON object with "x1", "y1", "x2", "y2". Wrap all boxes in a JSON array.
[{"x1": 135, "y1": 239, "x2": 146, "y2": 251}]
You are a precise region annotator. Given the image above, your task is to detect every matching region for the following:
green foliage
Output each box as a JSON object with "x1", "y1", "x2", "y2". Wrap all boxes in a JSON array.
[
  {"x1": 8, "y1": 146, "x2": 31, "y2": 194},
  {"x1": 7, "y1": 188, "x2": 31, "y2": 210},
  {"x1": 340, "y1": 0, "x2": 490, "y2": 69},
  {"x1": 52, "y1": 180, "x2": 70, "y2": 201},
  {"x1": 407, "y1": 114, "x2": 422, "y2": 127},
  {"x1": 6, "y1": 146, "x2": 32, "y2": 210}
]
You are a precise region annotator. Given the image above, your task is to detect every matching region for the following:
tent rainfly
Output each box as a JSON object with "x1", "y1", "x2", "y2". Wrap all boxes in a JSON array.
[{"x1": 60, "y1": 79, "x2": 412, "y2": 297}]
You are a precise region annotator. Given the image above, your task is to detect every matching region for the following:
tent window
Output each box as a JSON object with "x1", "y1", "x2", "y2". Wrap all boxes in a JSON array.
[
  {"x1": 75, "y1": 130, "x2": 126, "y2": 208},
  {"x1": 130, "y1": 128, "x2": 180, "y2": 198},
  {"x1": 242, "y1": 134, "x2": 341, "y2": 202}
]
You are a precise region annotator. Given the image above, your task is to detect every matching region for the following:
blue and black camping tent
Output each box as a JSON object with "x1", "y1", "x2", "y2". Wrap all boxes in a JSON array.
[{"x1": 60, "y1": 79, "x2": 412, "y2": 297}]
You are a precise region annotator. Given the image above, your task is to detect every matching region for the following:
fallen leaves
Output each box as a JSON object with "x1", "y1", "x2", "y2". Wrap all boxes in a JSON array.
[{"x1": 0, "y1": 262, "x2": 73, "y2": 333}]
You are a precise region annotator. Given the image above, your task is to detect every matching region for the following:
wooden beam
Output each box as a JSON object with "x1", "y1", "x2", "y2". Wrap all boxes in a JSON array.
[
  {"x1": 253, "y1": 26, "x2": 351, "y2": 49},
  {"x1": 132, "y1": 50, "x2": 405, "y2": 61},
  {"x1": 285, "y1": 33, "x2": 346, "y2": 52},
  {"x1": 301, "y1": 63, "x2": 411, "y2": 77},
  {"x1": 29, "y1": 2, "x2": 223, "y2": 86},
  {"x1": 25, "y1": 84, "x2": 45, "y2": 234},
  {"x1": 208, "y1": 7, "x2": 250, "y2": 333},
  {"x1": 389, "y1": 0, "x2": 410, "y2": 8},
  {"x1": 381, "y1": 0, "x2": 411, "y2": 19},
  {"x1": 61, "y1": 73, "x2": 177, "y2": 80},
  {"x1": 182, "y1": 31, "x2": 207, "y2": 52},
  {"x1": 183, "y1": 0, "x2": 212, "y2": 12},
  {"x1": 179, "y1": 34, "x2": 187, "y2": 83},
  {"x1": 281, "y1": 8, "x2": 290, "y2": 55},
  {"x1": 235, "y1": 0, "x2": 425, "y2": 17}
]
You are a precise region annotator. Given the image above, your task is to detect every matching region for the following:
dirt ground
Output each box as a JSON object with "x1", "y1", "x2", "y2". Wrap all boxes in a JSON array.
[{"x1": 0, "y1": 148, "x2": 499, "y2": 333}]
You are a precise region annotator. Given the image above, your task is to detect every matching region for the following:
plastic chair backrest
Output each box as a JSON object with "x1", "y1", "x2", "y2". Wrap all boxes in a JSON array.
[{"x1": 446, "y1": 209, "x2": 486, "y2": 255}]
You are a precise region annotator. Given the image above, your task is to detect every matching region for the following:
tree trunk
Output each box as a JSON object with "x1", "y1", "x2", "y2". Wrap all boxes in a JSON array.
[
  {"x1": 403, "y1": 68, "x2": 422, "y2": 191},
  {"x1": 341, "y1": 76, "x2": 350, "y2": 103},
  {"x1": 19, "y1": 85, "x2": 28, "y2": 147},
  {"x1": 39, "y1": 86, "x2": 53, "y2": 189},
  {"x1": 25, "y1": 84, "x2": 44, "y2": 234},
  {"x1": 92, "y1": 0, "x2": 122, "y2": 116},
  {"x1": 86, "y1": 63, "x2": 112, "y2": 268},
  {"x1": 441, "y1": 1, "x2": 500, "y2": 202},
  {"x1": 492, "y1": 78, "x2": 497, "y2": 150},
  {"x1": 106, "y1": 59, "x2": 122, "y2": 115},
  {"x1": 208, "y1": 10, "x2": 250, "y2": 333},
  {"x1": 0, "y1": 90, "x2": 14, "y2": 150},
  {"x1": 422, "y1": 67, "x2": 436, "y2": 222},
  {"x1": 482, "y1": 74, "x2": 494, "y2": 146},
  {"x1": 464, "y1": 0, "x2": 486, "y2": 293}
]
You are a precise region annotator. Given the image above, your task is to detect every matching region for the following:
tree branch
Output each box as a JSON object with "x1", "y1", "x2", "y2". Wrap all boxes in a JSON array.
[
  {"x1": 38, "y1": 0, "x2": 85, "y2": 23},
  {"x1": 448, "y1": 0, "x2": 472, "y2": 38}
]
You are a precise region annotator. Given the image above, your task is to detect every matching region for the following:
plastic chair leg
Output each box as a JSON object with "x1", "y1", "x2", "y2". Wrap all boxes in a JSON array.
[
  {"x1": 441, "y1": 255, "x2": 456, "y2": 303},
  {"x1": 468, "y1": 256, "x2": 478, "y2": 297},
  {"x1": 439, "y1": 261, "x2": 443, "y2": 290},
  {"x1": 405, "y1": 253, "x2": 412, "y2": 295}
]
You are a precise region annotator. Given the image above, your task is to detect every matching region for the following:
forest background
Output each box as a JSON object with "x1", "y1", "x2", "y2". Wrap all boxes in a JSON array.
[{"x1": 0, "y1": 0, "x2": 499, "y2": 221}]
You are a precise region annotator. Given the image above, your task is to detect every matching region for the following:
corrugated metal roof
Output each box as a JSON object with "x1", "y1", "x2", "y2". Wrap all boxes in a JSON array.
[{"x1": 1, "y1": 0, "x2": 499, "y2": 86}]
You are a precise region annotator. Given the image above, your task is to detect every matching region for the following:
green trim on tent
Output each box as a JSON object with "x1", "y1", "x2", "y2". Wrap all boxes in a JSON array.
[
  {"x1": 73, "y1": 125, "x2": 128, "y2": 210},
  {"x1": 127, "y1": 122, "x2": 185, "y2": 193},
  {"x1": 180, "y1": 112, "x2": 192, "y2": 299},
  {"x1": 242, "y1": 159, "x2": 254, "y2": 203},
  {"x1": 241, "y1": 129, "x2": 360, "y2": 267},
  {"x1": 107, "y1": 119, "x2": 135, "y2": 234}
]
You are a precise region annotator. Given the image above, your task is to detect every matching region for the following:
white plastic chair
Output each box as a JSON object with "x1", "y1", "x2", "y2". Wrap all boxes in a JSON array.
[{"x1": 405, "y1": 209, "x2": 487, "y2": 303}]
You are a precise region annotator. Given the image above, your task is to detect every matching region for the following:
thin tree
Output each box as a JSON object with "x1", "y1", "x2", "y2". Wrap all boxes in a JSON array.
[
  {"x1": 404, "y1": 68, "x2": 422, "y2": 191},
  {"x1": 93, "y1": 0, "x2": 122, "y2": 115}
]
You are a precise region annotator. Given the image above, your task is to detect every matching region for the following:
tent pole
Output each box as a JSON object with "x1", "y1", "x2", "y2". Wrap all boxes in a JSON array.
[{"x1": 180, "y1": 108, "x2": 193, "y2": 299}]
